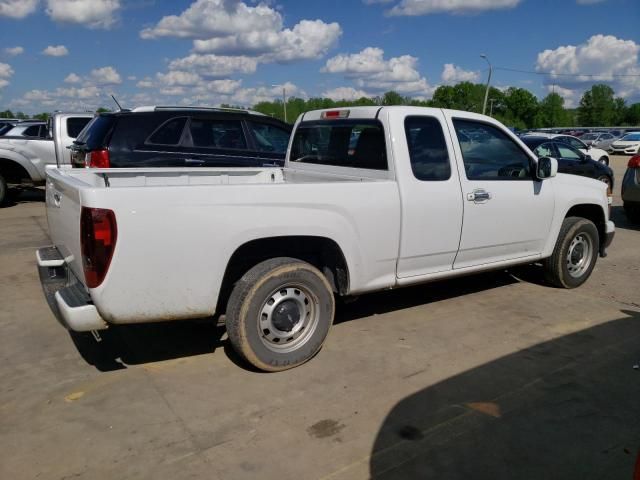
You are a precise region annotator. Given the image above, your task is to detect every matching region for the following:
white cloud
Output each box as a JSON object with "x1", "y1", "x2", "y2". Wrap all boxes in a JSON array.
[
  {"x1": 168, "y1": 54, "x2": 258, "y2": 77},
  {"x1": 322, "y1": 86, "x2": 371, "y2": 101},
  {"x1": 46, "y1": 0, "x2": 120, "y2": 29},
  {"x1": 576, "y1": 0, "x2": 606, "y2": 4},
  {"x1": 4, "y1": 46, "x2": 24, "y2": 56},
  {"x1": 536, "y1": 34, "x2": 640, "y2": 99},
  {"x1": 323, "y1": 47, "x2": 433, "y2": 96},
  {"x1": 546, "y1": 85, "x2": 577, "y2": 108},
  {"x1": 136, "y1": 78, "x2": 154, "y2": 88},
  {"x1": 441, "y1": 63, "x2": 479, "y2": 84},
  {"x1": 367, "y1": 0, "x2": 521, "y2": 16},
  {"x1": 0, "y1": 0, "x2": 38, "y2": 18},
  {"x1": 64, "y1": 72, "x2": 82, "y2": 83},
  {"x1": 126, "y1": 75, "x2": 136, "y2": 81},
  {"x1": 156, "y1": 70, "x2": 202, "y2": 87},
  {"x1": 42, "y1": 45, "x2": 69, "y2": 56},
  {"x1": 90, "y1": 66, "x2": 122, "y2": 85},
  {"x1": 142, "y1": 0, "x2": 341, "y2": 67},
  {"x1": 0, "y1": 62, "x2": 13, "y2": 89}
]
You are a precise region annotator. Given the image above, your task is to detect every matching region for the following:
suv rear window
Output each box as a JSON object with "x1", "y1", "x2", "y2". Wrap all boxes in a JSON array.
[
  {"x1": 189, "y1": 119, "x2": 247, "y2": 149},
  {"x1": 75, "y1": 115, "x2": 116, "y2": 149},
  {"x1": 290, "y1": 120, "x2": 387, "y2": 170},
  {"x1": 67, "y1": 117, "x2": 92, "y2": 138},
  {"x1": 147, "y1": 117, "x2": 187, "y2": 145}
]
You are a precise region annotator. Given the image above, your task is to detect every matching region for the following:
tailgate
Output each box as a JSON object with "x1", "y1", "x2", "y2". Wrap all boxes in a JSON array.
[{"x1": 45, "y1": 168, "x2": 86, "y2": 285}]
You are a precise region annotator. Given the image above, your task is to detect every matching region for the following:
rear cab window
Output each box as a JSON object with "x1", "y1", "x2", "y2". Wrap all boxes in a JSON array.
[
  {"x1": 405, "y1": 116, "x2": 451, "y2": 181},
  {"x1": 66, "y1": 117, "x2": 92, "y2": 138},
  {"x1": 290, "y1": 120, "x2": 387, "y2": 170}
]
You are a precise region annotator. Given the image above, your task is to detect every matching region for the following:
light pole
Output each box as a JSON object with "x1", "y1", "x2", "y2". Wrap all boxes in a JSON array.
[
  {"x1": 480, "y1": 54, "x2": 492, "y2": 116},
  {"x1": 272, "y1": 84, "x2": 287, "y2": 123}
]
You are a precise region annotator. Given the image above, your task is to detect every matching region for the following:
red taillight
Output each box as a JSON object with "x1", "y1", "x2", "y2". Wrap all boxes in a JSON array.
[
  {"x1": 87, "y1": 149, "x2": 110, "y2": 168},
  {"x1": 81, "y1": 207, "x2": 117, "y2": 288},
  {"x1": 628, "y1": 155, "x2": 640, "y2": 168},
  {"x1": 321, "y1": 110, "x2": 350, "y2": 119}
]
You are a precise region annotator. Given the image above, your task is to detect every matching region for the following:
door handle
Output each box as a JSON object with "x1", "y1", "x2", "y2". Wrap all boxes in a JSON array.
[{"x1": 466, "y1": 189, "x2": 491, "y2": 203}]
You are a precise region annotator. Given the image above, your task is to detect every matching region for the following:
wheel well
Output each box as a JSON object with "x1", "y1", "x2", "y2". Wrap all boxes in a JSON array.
[
  {"x1": 0, "y1": 159, "x2": 32, "y2": 185},
  {"x1": 216, "y1": 236, "x2": 350, "y2": 314},
  {"x1": 566, "y1": 204, "x2": 606, "y2": 246}
]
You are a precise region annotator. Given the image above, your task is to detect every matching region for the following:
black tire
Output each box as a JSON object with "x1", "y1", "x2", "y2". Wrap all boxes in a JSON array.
[
  {"x1": 226, "y1": 257, "x2": 335, "y2": 372},
  {"x1": 598, "y1": 156, "x2": 609, "y2": 166},
  {"x1": 544, "y1": 217, "x2": 599, "y2": 289},
  {"x1": 624, "y1": 203, "x2": 640, "y2": 224},
  {"x1": 0, "y1": 174, "x2": 7, "y2": 207}
]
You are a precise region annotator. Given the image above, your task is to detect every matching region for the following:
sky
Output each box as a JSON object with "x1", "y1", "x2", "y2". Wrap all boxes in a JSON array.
[{"x1": 0, "y1": 0, "x2": 638, "y2": 114}]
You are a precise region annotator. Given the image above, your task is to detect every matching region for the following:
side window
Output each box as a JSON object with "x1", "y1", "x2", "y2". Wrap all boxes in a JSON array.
[
  {"x1": 534, "y1": 143, "x2": 554, "y2": 158},
  {"x1": 248, "y1": 122, "x2": 291, "y2": 153},
  {"x1": 568, "y1": 137, "x2": 585, "y2": 149},
  {"x1": 404, "y1": 116, "x2": 451, "y2": 181},
  {"x1": 556, "y1": 144, "x2": 582, "y2": 161},
  {"x1": 453, "y1": 119, "x2": 531, "y2": 180},
  {"x1": 147, "y1": 117, "x2": 187, "y2": 145},
  {"x1": 23, "y1": 125, "x2": 41, "y2": 137},
  {"x1": 67, "y1": 117, "x2": 91, "y2": 138},
  {"x1": 189, "y1": 119, "x2": 247, "y2": 149}
]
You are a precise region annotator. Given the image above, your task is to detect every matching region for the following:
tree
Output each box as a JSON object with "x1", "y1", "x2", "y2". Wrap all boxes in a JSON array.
[
  {"x1": 32, "y1": 112, "x2": 51, "y2": 121},
  {"x1": 577, "y1": 84, "x2": 623, "y2": 126},
  {"x1": 381, "y1": 91, "x2": 407, "y2": 106},
  {"x1": 538, "y1": 92, "x2": 572, "y2": 127},
  {"x1": 96, "y1": 107, "x2": 111, "y2": 113},
  {"x1": 624, "y1": 103, "x2": 640, "y2": 126},
  {"x1": 501, "y1": 87, "x2": 539, "y2": 129},
  {"x1": 0, "y1": 110, "x2": 15, "y2": 118}
]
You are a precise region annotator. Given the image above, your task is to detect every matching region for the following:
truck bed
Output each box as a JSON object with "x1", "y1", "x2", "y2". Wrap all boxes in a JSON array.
[{"x1": 44, "y1": 166, "x2": 400, "y2": 324}]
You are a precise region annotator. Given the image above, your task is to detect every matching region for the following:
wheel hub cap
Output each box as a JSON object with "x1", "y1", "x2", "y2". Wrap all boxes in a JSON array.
[
  {"x1": 271, "y1": 299, "x2": 301, "y2": 332},
  {"x1": 567, "y1": 233, "x2": 592, "y2": 278}
]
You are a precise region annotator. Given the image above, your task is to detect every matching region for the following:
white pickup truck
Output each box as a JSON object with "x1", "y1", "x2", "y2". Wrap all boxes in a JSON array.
[
  {"x1": 37, "y1": 106, "x2": 615, "y2": 371},
  {"x1": 0, "y1": 112, "x2": 93, "y2": 205}
]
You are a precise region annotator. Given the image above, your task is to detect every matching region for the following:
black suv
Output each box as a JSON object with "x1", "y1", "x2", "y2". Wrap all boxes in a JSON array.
[{"x1": 71, "y1": 107, "x2": 292, "y2": 168}]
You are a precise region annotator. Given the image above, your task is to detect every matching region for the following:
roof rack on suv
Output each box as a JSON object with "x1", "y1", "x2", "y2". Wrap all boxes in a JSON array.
[{"x1": 131, "y1": 105, "x2": 266, "y2": 116}]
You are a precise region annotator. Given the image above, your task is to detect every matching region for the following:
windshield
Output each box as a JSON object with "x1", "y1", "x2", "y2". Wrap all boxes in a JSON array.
[
  {"x1": 620, "y1": 133, "x2": 640, "y2": 142},
  {"x1": 290, "y1": 119, "x2": 387, "y2": 170},
  {"x1": 581, "y1": 133, "x2": 598, "y2": 140}
]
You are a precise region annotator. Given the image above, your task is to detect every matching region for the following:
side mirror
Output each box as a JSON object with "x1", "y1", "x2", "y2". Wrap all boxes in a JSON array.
[{"x1": 537, "y1": 157, "x2": 558, "y2": 180}]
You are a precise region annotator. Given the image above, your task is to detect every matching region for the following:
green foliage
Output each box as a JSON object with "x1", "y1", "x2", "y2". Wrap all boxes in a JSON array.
[
  {"x1": 625, "y1": 103, "x2": 640, "y2": 126},
  {"x1": 577, "y1": 84, "x2": 625, "y2": 126},
  {"x1": 32, "y1": 112, "x2": 51, "y2": 120},
  {"x1": 96, "y1": 107, "x2": 111, "y2": 113},
  {"x1": 0, "y1": 110, "x2": 15, "y2": 118}
]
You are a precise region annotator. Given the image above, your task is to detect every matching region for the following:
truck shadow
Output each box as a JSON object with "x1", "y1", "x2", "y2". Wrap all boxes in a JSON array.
[
  {"x1": 368, "y1": 309, "x2": 640, "y2": 479},
  {"x1": 611, "y1": 205, "x2": 640, "y2": 231},
  {"x1": 1, "y1": 187, "x2": 45, "y2": 208},
  {"x1": 71, "y1": 270, "x2": 520, "y2": 372}
]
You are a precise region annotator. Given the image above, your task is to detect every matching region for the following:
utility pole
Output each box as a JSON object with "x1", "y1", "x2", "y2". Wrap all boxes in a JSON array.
[
  {"x1": 272, "y1": 84, "x2": 287, "y2": 122},
  {"x1": 480, "y1": 54, "x2": 492, "y2": 115}
]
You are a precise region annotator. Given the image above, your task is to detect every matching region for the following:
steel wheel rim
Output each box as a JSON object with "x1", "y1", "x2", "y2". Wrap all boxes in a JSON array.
[
  {"x1": 257, "y1": 284, "x2": 320, "y2": 353},
  {"x1": 566, "y1": 233, "x2": 593, "y2": 278}
]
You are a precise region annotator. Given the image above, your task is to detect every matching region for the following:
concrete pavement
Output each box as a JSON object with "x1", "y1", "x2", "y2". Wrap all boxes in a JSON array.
[{"x1": 0, "y1": 156, "x2": 638, "y2": 479}]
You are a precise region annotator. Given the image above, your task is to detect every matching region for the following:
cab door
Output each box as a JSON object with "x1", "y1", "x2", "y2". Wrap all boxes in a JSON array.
[
  {"x1": 447, "y1": 115, "x2": 555, "y2": 269},
  {"x1": 392, "y1": 110, "x2": 464, "y2": 278}
]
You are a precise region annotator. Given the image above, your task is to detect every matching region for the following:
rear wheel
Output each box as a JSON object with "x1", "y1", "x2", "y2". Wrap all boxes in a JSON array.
[
  {"x1": 544, "y1": 217, "x2": 599, "y2": 289},
  {"x1": 225, "y1": 257, "x2": 335, "y2": 372}
]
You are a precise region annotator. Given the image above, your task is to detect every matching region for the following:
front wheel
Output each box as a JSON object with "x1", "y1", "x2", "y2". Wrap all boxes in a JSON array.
[
  {"x1": 544, "y1": 217, "x2": 599, "y2": 289},
  {"x1": 225, "y1": 257, "x2": 335, "y2": 371}
]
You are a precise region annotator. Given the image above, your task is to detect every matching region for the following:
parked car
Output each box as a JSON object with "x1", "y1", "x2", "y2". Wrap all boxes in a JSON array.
[
  {"x1": 622, "y1": 154, "x2": 640, "y2": 224},
  {"x1": 38, "y1": 106, "x2": 614, "y2": 371},
  {"x1": 0, "y1": 113, "x2": 93, "y2": 205},
  {"x1": 70, "y1": 106, "x2": 292, "y2": 169},
  {"x1": 0, "y1": 121, "x2": 17, "y2": 136},
  {"x1": 523, "y1": 133, "x2": 610, "y2": 165},
  {"x1": 609, "y1": 132, "x2": 640, "y2": 155},
  {"x1": 521, "y1": 136, "x2": 614, "y2": 199},
  {"x1": 2, "y1": 121, "x2": 47, "y2": 138},
  {"x1": 580, "y1": 132, "x2": 619, "y2": 150}
]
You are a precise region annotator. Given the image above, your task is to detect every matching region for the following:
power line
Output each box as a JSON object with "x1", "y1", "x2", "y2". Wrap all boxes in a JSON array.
[{"x1": 494, "y1": 66, "x2": 640, "y2": 78}]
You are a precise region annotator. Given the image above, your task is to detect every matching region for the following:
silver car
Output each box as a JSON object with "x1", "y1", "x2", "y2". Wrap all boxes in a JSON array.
[
  {"x1": 622, "y1": 155, "x2": 640, "y2": 224},
  {"x1": 581, "y1": 132, "x2": 619, "y2": 150}
]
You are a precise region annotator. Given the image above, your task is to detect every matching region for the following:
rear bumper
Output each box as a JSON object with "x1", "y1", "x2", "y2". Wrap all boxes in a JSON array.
[
  {"x1": 36, "y1": 246, "x2": 108, "y2": 332},
  {"x1": 600, "y1": 220, "x2": 615, "y2": 257}
]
